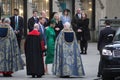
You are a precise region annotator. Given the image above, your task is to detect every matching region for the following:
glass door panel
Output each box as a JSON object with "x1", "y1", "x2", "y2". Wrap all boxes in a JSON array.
[{"x1": 32, "y1": 0, "x2": 49, "y2": 18}]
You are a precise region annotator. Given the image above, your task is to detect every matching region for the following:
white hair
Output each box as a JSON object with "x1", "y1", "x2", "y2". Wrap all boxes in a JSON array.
[
  {"x1": 34, "y1": 23, "x2": 39, "y2": 29},
  {"x1": 63, "y1": 22, "x2": 71, "y2": 28},
  {"x1": 4, "y1": 18, "x2": 11, "y2": 23}
]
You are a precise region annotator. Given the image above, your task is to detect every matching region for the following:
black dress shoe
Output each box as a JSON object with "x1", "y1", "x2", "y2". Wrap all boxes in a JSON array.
[
  {"x1": 37, "y1": 75, "x2": 42, "y2": 78},
  {"x1": 81, "y1": 52, "x2": 83, "y2": 54},
  {"x1": 97, "y1": 74, "x2": 101, "y2": 77},
  {"x1": 32, "y1": 75, "x2": 35, "y2": 78},
  {"x1": 84, "y1": 52, "x2": 87, "y2": 54},
  {"x1": 3, "y1": 74, "x2": 12, "y2": 77},
  {"x1": 60, "y1": 76, "x2": 70, "y2": 78}
]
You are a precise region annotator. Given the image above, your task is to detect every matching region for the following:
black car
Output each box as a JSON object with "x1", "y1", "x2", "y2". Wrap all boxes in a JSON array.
[{"x1": 101, "y1": 29, "x2": 120, "y2": 80}]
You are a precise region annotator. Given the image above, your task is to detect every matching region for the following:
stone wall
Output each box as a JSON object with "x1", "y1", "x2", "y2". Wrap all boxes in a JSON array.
[
  {"x1": 95, "y1": 0, "x2": 120, "y2": 41},
  {"x1": 106, "y1": 0, "x2": 120, "y2": 18},
  {"x1": 95, "y1": 0, "x2": 107, "y2": 41},
  {"x1": 52, "y1": 0, "x2": 59, "y2": 12}
]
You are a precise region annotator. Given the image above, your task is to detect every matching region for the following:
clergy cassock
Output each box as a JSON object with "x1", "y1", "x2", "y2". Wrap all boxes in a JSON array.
[
  {"x1": 0, "y1": 24, "x2": 24, "y2": 74},
  {"x1": 45, "y1": 26, "x2": 56, "y2": 64},
  {"x1": 24, "y1": 30, "x2": 44, "y2": 76},
  {"x1": 52, "y1": 29, "x2": 85, "y2": 77}
]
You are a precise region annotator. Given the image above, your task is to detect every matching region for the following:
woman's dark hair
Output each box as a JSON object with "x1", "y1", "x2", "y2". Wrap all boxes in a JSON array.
[
  {"x1": 63, "y1": 9, "x2": 70, "y2": 15},
  {"x1": 50, "y1": 12, "x2": 57, "y2": 19}
]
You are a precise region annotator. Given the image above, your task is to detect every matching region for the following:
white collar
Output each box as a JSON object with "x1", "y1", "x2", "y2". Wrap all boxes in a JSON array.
[
  {"x1": 34, "y1": 17, "x2": 37, "y2": 19},
  {"x1": 106, "y1": 25, "x2": 110, "y2": 27}
]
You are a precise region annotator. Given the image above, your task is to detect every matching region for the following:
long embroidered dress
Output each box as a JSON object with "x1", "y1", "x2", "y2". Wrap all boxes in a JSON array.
[
  {"x1": 0, "y1": 24, "x2": 24, "y2": 74},
  {"x1": 52, "y1": 29, "x2": 85, "y2": 77}
]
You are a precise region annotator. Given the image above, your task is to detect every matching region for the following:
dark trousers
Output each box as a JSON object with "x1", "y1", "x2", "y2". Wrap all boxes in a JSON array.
[
  {"x1": 98, "y1": 51, "x2": 104, "y2": 77},
  {"x1": 16, "y1": 34, "x2": 22, "y2": 49},
  {"x1": 80, "y1": 39, "x2": 88, "y2": 54}
]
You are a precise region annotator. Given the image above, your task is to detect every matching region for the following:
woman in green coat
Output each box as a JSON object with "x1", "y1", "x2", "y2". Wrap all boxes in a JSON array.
[{"x1": 45, "y1": 19, "x2": 56, "y2": 74}]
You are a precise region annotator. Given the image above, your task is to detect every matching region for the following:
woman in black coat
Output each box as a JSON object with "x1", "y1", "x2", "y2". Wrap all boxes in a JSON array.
[
  {"x1": 53, "y1": 13, "x2": 64, "y2": 38},
  {"x1": 80, "y1": 13, "x2": 91, "y2": 54}
]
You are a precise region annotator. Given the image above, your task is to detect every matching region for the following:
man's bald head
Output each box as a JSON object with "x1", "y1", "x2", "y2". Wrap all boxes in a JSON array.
[{"x1": 77, "y1": 8, "x2": 82, "y2": 14}]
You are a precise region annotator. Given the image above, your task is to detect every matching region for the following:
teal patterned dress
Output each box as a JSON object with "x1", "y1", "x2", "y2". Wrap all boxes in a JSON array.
[
  {"x1": 45, "y1": 26, "x2": 56, "y2": 64},
  {"x1": 52, "y1": 29, "x2": 85, "y2": 77}
]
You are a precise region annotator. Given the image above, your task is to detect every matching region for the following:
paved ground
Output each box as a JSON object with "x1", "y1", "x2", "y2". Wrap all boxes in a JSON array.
[{"x1": 0, "y1": 42, "x2": 101, "y2": 80}]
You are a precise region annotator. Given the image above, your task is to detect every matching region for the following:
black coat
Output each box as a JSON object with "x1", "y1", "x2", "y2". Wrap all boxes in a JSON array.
[
  {"x1": 80, "y1": 18, "x2": 91, "y2": 41},
  {"x1": 54, "y1": 21, "x2": 64, "y2": 37},
  {"x1": 10, "y1": 16, "x2": 24, "y2": 37},
  {"x1": 97, "y1": 27, "x2": 116, "y2": 51},
  {"x1": 71, "y1": 14, "x2": 82, "y2": 33},
  {"x1": 71, "y1": 14, "x2": 83, "y2": 40},
  {"x1": 44, "y1": 18, "x2": 49, "y2": 27},
  {"x1": 71, "y1": 14, "x2": 90, "y2": 40},
  {"x1": 28, "y1": 17, "x2": 39, "y2": 32},
  {"x1": 24, "y1": 30, "x2": 44, "y2": 76}
]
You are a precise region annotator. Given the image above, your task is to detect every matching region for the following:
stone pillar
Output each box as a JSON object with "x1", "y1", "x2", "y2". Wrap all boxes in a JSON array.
[
  {"x1": 27, "y1": 0, "x2": 33, "y2": 19},
  {"x1": 0, "y1": 0, "x2": 1, "y2": 19},
  {"x1": 75, "y1": 0, "x2": 82, "y2": 13},
  {"x1": 95, "y1": 0, "x2": 107, "y2": 41},
  {"x1": 106, "y1": 0, "x2": 120, "y2": 18},
  {"x1": 52, "y1": 0, "x2": 60, "y2": 12}
]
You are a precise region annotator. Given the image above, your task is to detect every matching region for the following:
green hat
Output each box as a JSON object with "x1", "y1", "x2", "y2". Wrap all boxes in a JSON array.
[{"x1": 50, "y1": 18, "x2": 56, "y2": 24}]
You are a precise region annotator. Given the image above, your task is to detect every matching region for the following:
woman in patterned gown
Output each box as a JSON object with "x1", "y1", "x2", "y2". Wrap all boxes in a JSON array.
[{"x1": 52, "y1": 22, "x2": 85, "y2": 78}]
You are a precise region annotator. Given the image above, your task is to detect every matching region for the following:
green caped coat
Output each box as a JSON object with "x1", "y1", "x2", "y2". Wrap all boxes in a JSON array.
[{"x1": 45, "y1": 26, "x2": 56, "y2": 64}]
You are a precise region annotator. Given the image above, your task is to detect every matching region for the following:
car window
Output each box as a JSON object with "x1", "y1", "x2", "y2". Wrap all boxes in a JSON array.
[{"x1": 114, "y1": 28, "x2": 120, "y2": 41}]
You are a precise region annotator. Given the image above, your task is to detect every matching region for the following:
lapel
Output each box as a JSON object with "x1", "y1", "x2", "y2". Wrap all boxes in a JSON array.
[
  {"x1": 76, "y1": 14, "x2": 81, "y2": 20},
  {"x1": 39, "y1": 23, "x2": 43, "y2": 33},
  {"x1": 31, "y1": 17, "x2": 35, "y2": 23}
]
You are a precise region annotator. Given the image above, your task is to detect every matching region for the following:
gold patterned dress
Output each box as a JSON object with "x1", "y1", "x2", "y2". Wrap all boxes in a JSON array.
[
  {"x1": 53, "y1": 29, "x2": 85, "y2": 77},
  {"x1": 0, "y1": 24, "x2": 24, "y2": 75}
]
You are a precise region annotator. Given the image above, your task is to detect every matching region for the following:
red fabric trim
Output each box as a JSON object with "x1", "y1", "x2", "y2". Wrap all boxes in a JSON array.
[
  {"x1": 0, "y1": 71, "x2": 13, "y2": 74},
  {"x1": 28, "y1": 30, "x2": 40, "y2": 36},
  {"x1": 41, "y1": 40, "x2": 45, "y2": 51}
]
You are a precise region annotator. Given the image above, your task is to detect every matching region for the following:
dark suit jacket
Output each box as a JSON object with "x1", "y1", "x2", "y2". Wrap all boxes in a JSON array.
[
  {"x1": 44, "y1": 18, "x2": 49, "y2": 27},
  {"x1": 38, "y1": 24, "x2": 47, "y2": 45},
  {"x1": 10, "y1": 16, "x2": 24, "y2": 37},
  {"x1": 71, "y1": 14, "x2": 82, "y2": 32},
  {"x1": 28, "y1": 17, "x2": 39, "y2": 32},
  {"x1": 71, "y1": 14, "x2": 90, "y2": 40},
  {"x1": 97, "y1": 27, "x2": 116, "y2": 51}
]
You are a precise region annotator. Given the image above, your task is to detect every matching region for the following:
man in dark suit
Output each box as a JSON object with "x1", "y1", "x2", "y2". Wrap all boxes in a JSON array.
[
  {"x1": 38, "y1": 17, "x2": 46, "y2": 47},
  {"x1": 10, "y1": 9, "x2": 24, "y2": 49},
  {"x1": 97, "y1": 20, "x2": 116, "y2": 77},
  {"x1": 41, "y1": 11, "x2": 49, "y2": 27},
  {"x1": 28, "y1": 10, "x2": 39, "y2": 32},
  {"x1": 71, "y1": 8, "x2": 82, "y2": 43}
]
